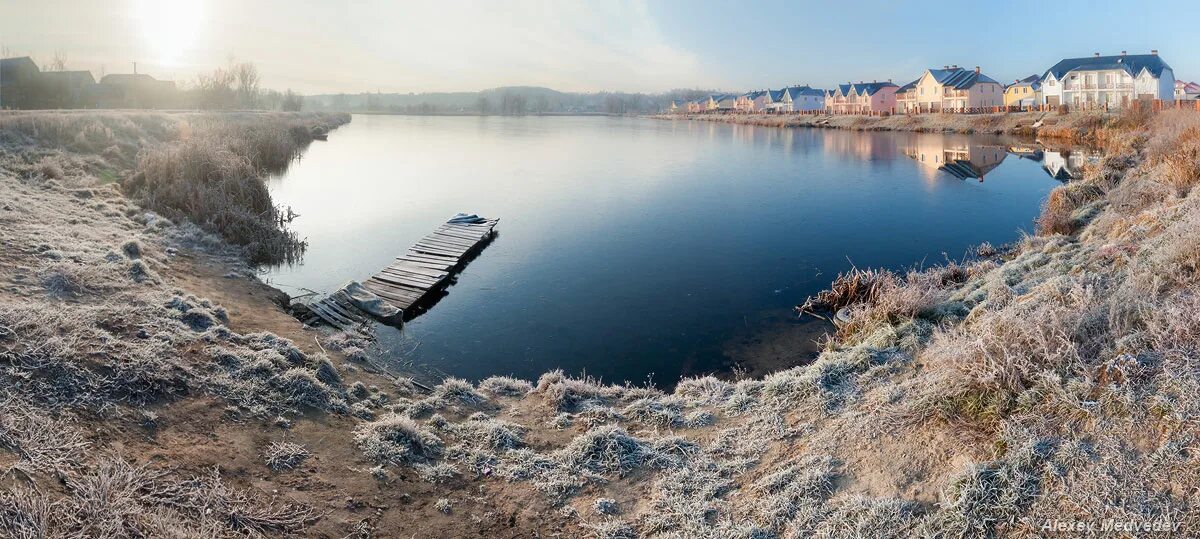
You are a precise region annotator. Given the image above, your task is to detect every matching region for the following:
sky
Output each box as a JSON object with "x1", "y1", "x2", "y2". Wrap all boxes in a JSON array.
[{"x1": 2, "y1": 0, "x2": 1197, "y2": 95}]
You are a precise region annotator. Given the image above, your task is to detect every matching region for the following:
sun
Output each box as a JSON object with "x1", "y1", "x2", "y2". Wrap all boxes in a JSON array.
[{"x1": 135, "y1": 0, "x2": 203, "y2": 66}]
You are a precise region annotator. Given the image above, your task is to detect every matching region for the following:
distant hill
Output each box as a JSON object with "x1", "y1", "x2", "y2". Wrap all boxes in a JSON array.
[{"x1": 304, "y1": 86, "x2": 721, "y2": 114}]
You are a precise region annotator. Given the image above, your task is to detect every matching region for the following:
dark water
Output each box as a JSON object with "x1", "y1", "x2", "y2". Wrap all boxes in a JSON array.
[{"x1": 266, "y1": 115, "x2": 1063, "y2": 386}]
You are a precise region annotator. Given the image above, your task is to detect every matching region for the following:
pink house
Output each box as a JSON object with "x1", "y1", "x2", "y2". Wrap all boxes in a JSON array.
[{"x1": 825, "y1": 81, "x2": 898, "y2": 114}]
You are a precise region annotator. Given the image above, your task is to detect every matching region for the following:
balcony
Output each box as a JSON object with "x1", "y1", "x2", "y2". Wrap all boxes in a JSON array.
[{"x1": 1064, "y1": 81, "x2": 1134, "y2": 91}]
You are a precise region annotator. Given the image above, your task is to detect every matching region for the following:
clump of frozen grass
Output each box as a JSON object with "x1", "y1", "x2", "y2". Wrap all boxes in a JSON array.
[
  {"x1": 38, "y1": 264, "x2": 89, "y2": 298},
  {"x1": 549, "y1": 413, "x2": 573, "y2": 429},
  {"x1": 121, "y1": 239, "x2": 143, "y2": 259},
  {"x1": 432, "y1": 377, "x2": 485, "y2": 406},
  {"x1": 434, "y1": 498, "x2": 452, "y2": 514},
  {"x1": 557, "y1": 425, "x2": 647, "y2": 476},
  {"x1": 127, "y1": 259, "x2": 158, "y2": 283},
  {"x1": 313, "y1": 356, "x2": 342, "y2": 387},
  {"x1": 272, "y1": 368, "x2": 344, "y2": 411},
  {"x1": 684, "y1": 410, "x2": 715, "y2": 428},
  {"x1": 479, "y1": 375, "x2": 533, "y2": 397},
  {"x1": 674, "y1": 375, "x2": 734, "y2": 405},
  {"x1": 414, "y1": 462, "x2": 459, "y2": 484},
  {"x1": 263, "y1": 441, "x2": 309, "y2": 471},
  {"x1": 622, "y1": 396, "x2": 686, "y2": 427},
  {"x1": 0, "y1": 455, "x2": 316, "y2": 537},
  {"x1": 581, "y1": 519, "x2": 637, "y2": 539},
  {"x1": 463, "y1": 416, "x2": 525, "y2": 451},
  {"x1": 593, "y1": 498, "x2": 619, "y2": 515},
  {"x1": 354, "y1": 414, "x2": 443, "y2": 466},
  {"x1": 534, "y1": 370, "x2": 624, "y2": 412},
  {"x1": 922, "y1": 439, "x2": 1054, "y2": 537}
]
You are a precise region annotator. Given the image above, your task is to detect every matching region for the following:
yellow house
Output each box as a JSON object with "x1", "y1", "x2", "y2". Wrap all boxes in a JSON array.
[
  {"x1": 895, "y1": 65, "x2": 1004, "y2": 113},
  {"x1": 1003, "y1": 75, "x2": 1042, "y2": 107}
]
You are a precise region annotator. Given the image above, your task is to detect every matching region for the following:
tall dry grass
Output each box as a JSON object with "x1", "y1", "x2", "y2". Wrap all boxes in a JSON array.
[{"x1": 125, "y1": 112, "x2": 349, "y2": 264}]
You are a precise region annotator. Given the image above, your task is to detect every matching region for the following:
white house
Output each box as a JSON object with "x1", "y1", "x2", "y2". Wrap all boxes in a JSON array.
[
  {"x1": 1175, "y1": 80, "x2": 1200, "y2": 100},
  {"x1": 780, "y1": 85, "x2": 826, "y2": 112},
  {"x1": 1039, "y1": 51, "x2": 1174, "y2": 108},
  {"x1": 762, "y1": 89, "x2": 785, "y2": 112}
]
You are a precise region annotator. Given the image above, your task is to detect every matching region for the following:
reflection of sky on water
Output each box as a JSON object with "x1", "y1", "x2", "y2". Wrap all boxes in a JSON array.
[{"x1": 266, "y1": 116, "x2": 1064, "y2": 386}]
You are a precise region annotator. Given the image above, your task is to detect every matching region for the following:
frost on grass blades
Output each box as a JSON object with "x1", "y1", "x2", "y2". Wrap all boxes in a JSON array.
[{"x1": 4, "y1": 107, "x2": 1200, "y2": 536}]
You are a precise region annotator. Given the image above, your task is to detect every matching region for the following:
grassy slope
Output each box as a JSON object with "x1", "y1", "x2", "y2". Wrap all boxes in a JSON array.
[{"x1": 1, "y1": 110, "x2": 1198, "y2": 538}]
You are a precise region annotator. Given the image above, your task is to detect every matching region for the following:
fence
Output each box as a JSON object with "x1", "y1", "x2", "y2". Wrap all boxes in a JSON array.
[{"x1": 668, "y1": 99, "x2": 1200, "y2": 116}]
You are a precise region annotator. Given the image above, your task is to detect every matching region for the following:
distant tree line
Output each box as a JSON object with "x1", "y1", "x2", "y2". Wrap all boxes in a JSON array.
[
  {"x1": 0, "y1": 53, "x2": 305, "y2": 112},
  {"x1": 304, "y1": 87, "x2": 719, "y2": 115}
]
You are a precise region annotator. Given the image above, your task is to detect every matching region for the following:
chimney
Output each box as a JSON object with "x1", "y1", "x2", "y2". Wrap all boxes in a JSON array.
[
  {"x1": 1151, "y1": 49, "x2": 1159, "y2": 55},
  {"x1": 1121, "y1": 50, "x2": 1127, "y2": 56},
  {"x1": 975, "y1": 66, "x2": 981, "y2": 74}
]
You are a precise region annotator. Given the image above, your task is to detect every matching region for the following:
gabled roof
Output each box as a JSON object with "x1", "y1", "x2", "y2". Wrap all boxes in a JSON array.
[
  {"x1": 0, "y1": 56, "x2": 39, "y2": 81},
  {"x1": 1042, "y1": 54, "x2": 1172, "y2": 81},
  {"x1": 1005, "y1": 74, "x2": 1041, "y2": 91},
  {"x1": 766, "y1": 89, "x2": 783, "y2": 101},
  {"x1": 896, "y1": 79, "x2": 919, "y2": 93},
  {"x1": 927, "y1": 67, "x2": 1000, "y2": 89},
  {"x1": 782, "y1": 85, "x2": 825, "y2": 99},
  {"x1": 832, "y1": 82, "x2": 897, "y2": 97}
]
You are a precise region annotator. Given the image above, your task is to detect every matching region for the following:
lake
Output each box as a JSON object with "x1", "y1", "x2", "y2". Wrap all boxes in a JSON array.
[{"x1": 266, "y1": 115, "x2": 1065, "y2": 386}]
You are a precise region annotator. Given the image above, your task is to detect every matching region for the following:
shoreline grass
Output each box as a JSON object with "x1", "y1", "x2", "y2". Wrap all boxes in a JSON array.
[{"x1": 3, "y1": 109, "x2": 1200, "y2": 537}]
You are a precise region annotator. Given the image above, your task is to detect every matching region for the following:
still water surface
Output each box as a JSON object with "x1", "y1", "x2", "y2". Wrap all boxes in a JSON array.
[{"x1": 267, "y1": 115, "x2": 1065, "y2": 385}]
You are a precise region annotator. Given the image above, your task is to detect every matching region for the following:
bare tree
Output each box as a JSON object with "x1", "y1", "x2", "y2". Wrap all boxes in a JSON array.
[
  {"x1": 282, "y1": 89, "x2": 303, "y2": 112},
  {"x1": 195, "y1": 66, "x2": 237, "y2": 110},
  {"x1": 49, "y1": 50, "x2": 67, "y2": 71},
  {"x1": 232, "y1": 62, "x2": 260, "y2": 109}
]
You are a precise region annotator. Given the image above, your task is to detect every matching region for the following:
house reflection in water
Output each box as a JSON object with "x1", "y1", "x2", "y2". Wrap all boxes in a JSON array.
[
  {"x1": 900, "y1": 135, "x2": 1008, "y2": 182},
  {"x1": 1038, "y1": 149, "x2": 1092, "y2": 181}
]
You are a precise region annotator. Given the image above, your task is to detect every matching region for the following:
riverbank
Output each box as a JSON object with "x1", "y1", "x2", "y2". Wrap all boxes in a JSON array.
[
  {"x1": 1, "y1": 109, "x2": 1197, "y2": 537},
  {"x1": 652, "y1": 110, "x2": 1121, "y2": 141}
]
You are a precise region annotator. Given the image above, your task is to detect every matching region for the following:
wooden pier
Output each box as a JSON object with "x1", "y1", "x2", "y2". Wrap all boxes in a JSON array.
[{"x1": 301, "y1": 215, "x2": 499, "y2": 330}]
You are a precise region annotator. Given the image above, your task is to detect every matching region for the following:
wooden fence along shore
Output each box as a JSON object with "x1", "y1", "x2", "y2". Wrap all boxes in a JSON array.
[
  {"x1": 678, "y1": 98, "x2": 1200, "y2": 118},
  {"x1": 300, "y1": 214, "x2": 499, "y2": 330}
]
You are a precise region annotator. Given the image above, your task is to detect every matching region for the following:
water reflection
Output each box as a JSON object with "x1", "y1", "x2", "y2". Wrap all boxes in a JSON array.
[
  {"x1": 266, "y1": 116, "x2": 1065, "y2": 387},
  {"x1": 1036, "y1": 147, "x2": 1098, "y2": 181},
  {"x1": 900, "y1": 136, "x2": 1007, "y2": 181}
]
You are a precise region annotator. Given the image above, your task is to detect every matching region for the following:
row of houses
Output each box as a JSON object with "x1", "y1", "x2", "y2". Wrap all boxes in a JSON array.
[
  {"x1": 670, "y1": 50, "x2": 1184, "y2": 115},
  {"x1": 0, "y1": 56, "x2": 179, "y2": 109}
]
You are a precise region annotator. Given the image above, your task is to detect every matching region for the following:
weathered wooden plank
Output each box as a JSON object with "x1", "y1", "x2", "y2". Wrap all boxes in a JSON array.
[
  {"x1": 409, "y1": 244, "x2": 463, "y2": 257},
  {"x1": 385, "y1": 262, "x2": 448, "y2": 279},
  {"x1": 379, "y1": 268, "x2": 443, "y2": 287},
  {"x1": 374, "y1": 271, "x2": 439, "y2": 290},
  {"x1": 433, "y1": 226, "x2": 486, "y2": 240},
  {"x1": 365, "y1": 277, "x2": 425, "y2": 298},
  {"x1": 323, "y1": 298, "x2": 369, "y2": 324},
  {"x1": 403, "y1": 252, "x2": 459, "y2": 263},
  {"x1": 396, "y1": 258, "x2": 455, "y2": 271},
  {"x1": 413, "y1": 243, "x2": 467, "y2": 257},
  {"x1": 363, "y1": 278, "x2": 421, "y2": 300},
  {"x1": 425, "y1": 232, "x2": 476, "y2": 247},
  {"x1": 310, "y1": 302, "x2": 356, "y2": 330},
  {"x1": 362, "y1": 286, "x2": 418, "y2": 309}
]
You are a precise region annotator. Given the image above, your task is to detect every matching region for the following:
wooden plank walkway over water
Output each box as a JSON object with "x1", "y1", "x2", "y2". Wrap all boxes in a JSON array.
[{"x1": 302, "y1": 215, "x2": 498, "y2": 330}]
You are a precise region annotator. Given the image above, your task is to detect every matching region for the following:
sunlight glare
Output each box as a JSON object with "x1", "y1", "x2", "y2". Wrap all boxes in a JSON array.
[{"x1": 135, "y1": 0, "x2": 203, "y2": 65}]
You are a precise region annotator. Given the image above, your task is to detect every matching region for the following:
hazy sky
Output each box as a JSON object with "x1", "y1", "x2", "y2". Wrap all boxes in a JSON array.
[{"x1": 3, "y1": 0, "x2": 1197, "y2": 94}]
